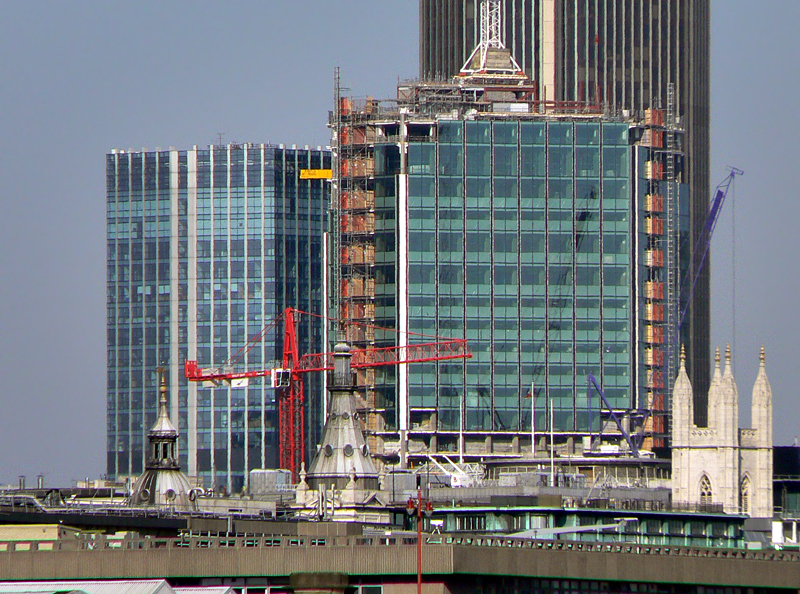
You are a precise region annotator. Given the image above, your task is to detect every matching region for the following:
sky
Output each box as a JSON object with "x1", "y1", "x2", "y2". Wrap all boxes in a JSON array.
[{"x1": 0, "y1": 1, "x2": 797, "y2": 487}]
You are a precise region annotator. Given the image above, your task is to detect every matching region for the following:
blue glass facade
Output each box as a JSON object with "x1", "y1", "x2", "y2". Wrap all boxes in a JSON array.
[{"x1": 107, "y1": 144, "x2": 329, "y2": 492}]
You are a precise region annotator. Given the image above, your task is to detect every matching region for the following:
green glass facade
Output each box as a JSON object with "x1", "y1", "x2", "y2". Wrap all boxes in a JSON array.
[{"x1": 399, "y1": 119, "x2": 633, "y2": 436}]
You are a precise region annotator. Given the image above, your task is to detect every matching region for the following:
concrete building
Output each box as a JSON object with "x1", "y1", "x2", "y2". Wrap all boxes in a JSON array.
[
  {"x1": 106, "y1": 144, "x2": 329, "y2": 492},
  {"x1": 672, "y1": 346, "x2": 773, "y2": 517},
  {"x1": 329, "y1": 38, "x2": 684, "y2": 460},
  {"x1": 419, "y1": 0, "x2": 712, "y2": 424},
  {"x1": 0, "y1": 580, "x2": 234, "y2": 594}
]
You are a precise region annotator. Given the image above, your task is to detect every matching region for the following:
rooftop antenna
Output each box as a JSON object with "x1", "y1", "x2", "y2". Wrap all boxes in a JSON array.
[
  {"x1": 216, "y1": 132, "x2": 225, "y2": 146},
  {"x1": 459, "y1": 0, "x2": 524, "y2": 76}
]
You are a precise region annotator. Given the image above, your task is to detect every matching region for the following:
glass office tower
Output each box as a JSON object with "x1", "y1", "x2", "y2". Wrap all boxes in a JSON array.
[{"x1": 106, "y1": 144, "x2": 329, "y2": 492}]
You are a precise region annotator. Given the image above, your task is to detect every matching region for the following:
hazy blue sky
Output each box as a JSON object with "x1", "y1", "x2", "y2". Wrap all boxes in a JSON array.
[{"x1": 0, "y1": 2, "x2": 797, "y2": 486}]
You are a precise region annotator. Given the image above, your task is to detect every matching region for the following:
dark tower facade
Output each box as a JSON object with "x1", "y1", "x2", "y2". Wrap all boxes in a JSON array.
[{"x1": 419, "y1": 0, "x2": 711, "y2": 424}]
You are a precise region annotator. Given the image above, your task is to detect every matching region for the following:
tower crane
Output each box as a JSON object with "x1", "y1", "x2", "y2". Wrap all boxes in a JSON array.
[
  {"x1": 185, "y1": 307, "x2": 472, "y2": 479},
  {"x1": 584, "y1": 168, "x2": 743, "y2": 455},
  {"x1": 679, "y1": 166, "x2": 744, "y2": 328}
]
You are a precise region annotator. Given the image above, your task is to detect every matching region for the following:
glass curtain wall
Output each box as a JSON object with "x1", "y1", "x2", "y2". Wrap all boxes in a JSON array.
[
  {"x1": 107, "y1": 145, "x2": 328, "y2": 492},
  {"x1": 403, "y1": 119, "x2": 632, "y2": 436}
]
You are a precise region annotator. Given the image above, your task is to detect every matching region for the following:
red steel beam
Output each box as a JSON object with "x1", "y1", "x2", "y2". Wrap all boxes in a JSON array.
[{"x1": 185, "y1": 339, "x2": 471, "y2": 382}]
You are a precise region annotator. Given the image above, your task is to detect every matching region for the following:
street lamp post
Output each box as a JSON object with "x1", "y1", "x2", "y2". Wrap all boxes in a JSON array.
[{"x1": 406, "y1": 488, "x2": 433, "y2": 594}]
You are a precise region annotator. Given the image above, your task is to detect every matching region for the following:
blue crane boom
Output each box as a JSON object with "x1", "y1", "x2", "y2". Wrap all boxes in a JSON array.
[
  {"x1": 588, "y1": 373, "x2": 640, "y2": 457},
  {"x1": 679, "y1": 167, "x2": 744, "y2": 328}
]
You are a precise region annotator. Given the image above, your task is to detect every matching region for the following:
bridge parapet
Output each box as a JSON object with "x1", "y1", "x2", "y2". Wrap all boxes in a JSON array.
[
  {"x1": 1, "y1": 533, "x2": 798, "y2": 561},
  {"x1": 0, "y1": 534, "x2": 799, "y2": 589}
]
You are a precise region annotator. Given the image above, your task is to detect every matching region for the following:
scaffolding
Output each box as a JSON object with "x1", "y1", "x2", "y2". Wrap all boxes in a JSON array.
[
  {"x1": 638, "y1": 96, "x2": 683, "y2": 449},
  {"x1": 663, "y1": 84, "x2": 680, "y2": 447},
  {"x1": 331, "y1": 83, "x2": 384, "y2": 451}
]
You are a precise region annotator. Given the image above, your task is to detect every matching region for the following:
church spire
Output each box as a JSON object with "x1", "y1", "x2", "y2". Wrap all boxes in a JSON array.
[
  {"x1": 306, "y1": 339, "x2": 379, "y2": 491},
  {"x1": 672, "y1": 343, "x2": 693, "y2": 447},
  {"x1": 751, "y1": 345, "x2": 773, "y2": 448},
  {"x1": 129, "y1": 367, "x2": 197, "y2": 511},
  {"x1": 150, "y1": 367, "x2": 178, "y2": 439},
  {"x1": 723, "y1": 343, "x2": 733, "y2": 378}
]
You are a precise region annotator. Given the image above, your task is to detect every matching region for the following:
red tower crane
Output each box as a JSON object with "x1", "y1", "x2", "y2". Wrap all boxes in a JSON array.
[{"x1": 184, "y1": 308, "x2": 472, "y2": 478}]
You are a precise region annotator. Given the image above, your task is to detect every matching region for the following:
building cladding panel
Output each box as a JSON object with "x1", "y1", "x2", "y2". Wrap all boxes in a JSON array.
[
  {"x1": 106, "y1": 144, "x2": 329, "y2": 492},
  {"x1": 419, "y1": 0, "x2": 711, "y2": 424},
  {"x1": 401, "y1": 118, "x2": 635, "y2": 436}
]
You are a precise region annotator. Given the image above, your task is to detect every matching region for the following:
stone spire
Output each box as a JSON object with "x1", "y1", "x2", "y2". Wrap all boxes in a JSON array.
[
  {"x1": 707, "y1": 347, "x2": 722, "y2": 429},
  {"x1": 723, "y1": 344, "x2": 733, "y2": 378},
  {"x1": 751, "y1": 345, "x2": 773, "y2": 448},
  {"x1": 715, "y1": 345, "x2": 739, "y2": 445},
  {"x1": 706, "y1": 344, "x2": 738, "y2": 436},
  {"x1": 672, "y1": 344, "x2": 694, "y2": 447},
  {"x1": 748, "y1": 345, "x2": 774, "y2": 517}
]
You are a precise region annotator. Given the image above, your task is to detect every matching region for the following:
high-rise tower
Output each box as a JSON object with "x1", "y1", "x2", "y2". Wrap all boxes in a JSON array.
[
  {"x1": 419, "y1": 0, "x2": 711, "y2": 424},
  {"x1": 330, "y1": 65, "x2": 684, "y2": 459},
  {"x1": 106, "y1": 143, "x2": 329, "y2": 492}
]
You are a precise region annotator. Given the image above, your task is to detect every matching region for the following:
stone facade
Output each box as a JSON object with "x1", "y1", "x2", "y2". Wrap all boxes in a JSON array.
[{"x1": 671, "y1": 346, "x2": 773, "y2": 517}]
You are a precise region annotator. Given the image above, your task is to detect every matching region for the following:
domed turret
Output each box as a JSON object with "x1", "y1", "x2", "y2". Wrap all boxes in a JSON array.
[
  {"x1": 129, "y1": 369, "x2": 198, "y2": 510},
  {"x1": 306, "y1": 341, "x2": 379, "y2": 490}
]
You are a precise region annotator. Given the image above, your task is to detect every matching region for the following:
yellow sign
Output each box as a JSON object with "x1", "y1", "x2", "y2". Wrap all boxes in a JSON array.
[{"x1": 300, "y1": 169, "x2": 332, "y2": 180}]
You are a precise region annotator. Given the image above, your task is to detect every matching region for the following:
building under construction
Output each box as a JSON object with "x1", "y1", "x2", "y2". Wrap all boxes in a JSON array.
[{"x1": 327, "y1": 6, "x2": 684, "y2": 465}]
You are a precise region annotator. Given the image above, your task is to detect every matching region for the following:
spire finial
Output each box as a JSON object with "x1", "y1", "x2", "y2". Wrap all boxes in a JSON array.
[
  {"x1": 725, "y1": 343, "x2": 731, "y2": 364},
  {"x1": 156, "y1": 366, "x2": 169, "y2": 415},
  {"x1": 680, "y1": 344, "x2": 686, "y2": 365},
  {"x1": 150, "y1": 366, "x2": 176, "y2": 437},
  {"x1": 760, "y1": 345, "x2": 766, "y2": 366},
  {"x1": 715, "y1": 346, "x2": 720, "y2": 367},
  {"x1": 299, "y1": 461, "x2": 308, "y2": 484}
]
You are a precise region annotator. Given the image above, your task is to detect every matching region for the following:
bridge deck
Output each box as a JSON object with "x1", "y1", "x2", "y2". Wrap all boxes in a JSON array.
[{"x1": 0, "y1": 535, "x2": 797, "y2": 589}]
